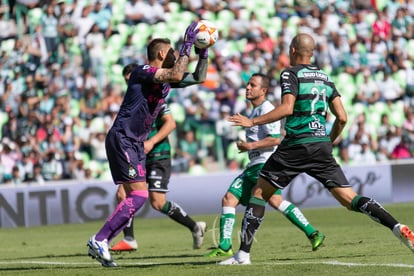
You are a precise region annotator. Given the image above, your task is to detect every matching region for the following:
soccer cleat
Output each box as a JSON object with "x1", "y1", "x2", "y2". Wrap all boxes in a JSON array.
[
  {"x1": 218, "y1": 251, "x2": 251, "y2": 265},
  {"x1": 393, "y1": 224, "x2": 414, "y2": 252},
  {"x1": 204, "y1": 247, "x2": 234, "y2": 257},
  {"x1": 192, "y1": 221, "x2": 207, "y2": 249},
  {"x1": 309, "y1": 230, "x2": 325, "y2": 251},
  {"x1": 87, "y1": 235, "x2": 117, "y2": 267},
  {"x1": 110, "y1": 239, "x2": 138, "y2": 252}
]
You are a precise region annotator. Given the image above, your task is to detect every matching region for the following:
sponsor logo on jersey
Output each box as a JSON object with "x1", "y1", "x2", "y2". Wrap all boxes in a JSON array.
[{"x1": 302, "y1": 72, "x2": 328, "y2": 81}]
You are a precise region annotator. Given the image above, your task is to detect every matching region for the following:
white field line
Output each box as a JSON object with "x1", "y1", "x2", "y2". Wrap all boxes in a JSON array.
[{"x1": 0, "y1": 260, "x2": 413, "y2": 268}]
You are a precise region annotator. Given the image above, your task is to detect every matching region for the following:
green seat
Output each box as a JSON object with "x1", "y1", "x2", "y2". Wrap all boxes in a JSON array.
[
  {"x1": 70, "y1": 99, "x2": 80, "y2": 118},
  {"x1": 110, "y1": 64, "x2": 125, "y2": 85},
  {"x1": 132, "y1": 23, "x2": 152, "y2": 49},
  {"x1": 393, "y1": 69, "x2": 407, "y2": 90},
  {"x1": 90, "y1": 117, "x2": 105, "y2": 133},
  {"x1": 111, "y1": 0, "x2": 126, "y2": 25}
]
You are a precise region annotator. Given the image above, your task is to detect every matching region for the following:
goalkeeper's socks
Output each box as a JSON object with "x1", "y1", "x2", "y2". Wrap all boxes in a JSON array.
[{"x1": 96, "y1": 190, "x2": 148, "y2": 242}]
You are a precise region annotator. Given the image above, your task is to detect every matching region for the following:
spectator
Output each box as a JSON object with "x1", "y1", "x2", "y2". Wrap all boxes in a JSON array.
[
  {"x1": 88, "y1": 0, "x2": 112, "y2": 38},
  {"x1": 30, "y1": 163, "x2": 45, "y2": 185},
  {"x1": 228, "y1": 7, "x2": 250, "y2": 40},
  {"x1": 402, "y1": 109, "x2": 414, "y2": 143},
  {"x1": 391, "y1": 7, "x2": 412, "y2": 40},
  {"x1": 215, "y1": 104, "x2": 239, "y2": 165},
  {"x1": 0, "y1": 9, "x2": 17, "y2": 46},
  {"x1": 57, "y1": 0, "x2": 76, "y2": 53},
  {"x1": 343, "y1": 41, "x2": 368, "y2": 79},
  {"x1": 85, "y1": 23, "x2": 105, "y2": 78},
  {"x1": 391, "y1": 135, "x2": 412, "y2": 159},
  {"x1": 353, "y1": 11, "x2": 372, "y2": 44},
  {"x1": 353, "y1": 136, "x2": 377, "y2": 164},
  {"x1": 119, "y1": 33, "x2": 144, "y2": 66},
  {"x1": 90, "y1": 131, "x2": 107, "y2": 163},
  {"x1": 372, "y1": 9, "x2": 391, "y2": 41},
  {"x1": 175, "y1": 129, "x2": 201, "y2": 172},
  {"x1": 73, "y1": 5, "x2": 95, "y2": 71},
  {"x1": 41, "y1": 151, "x2": 63, "y2": 181},
  {"x1": 377, "y1": 113, "x2": 396, "y2": 141},
  {"x1": 377, "y1": 70, "x2": 404, "y2": 103},
  {"x1": 145, "y1": 0, "x2": 166, "y2": 24},
  {"x1": 353, "y1": 69, "x2": 381, "y2": 105},
  {"x1": 25, "y1": 25, "x2": 48, "y2": 75},
  {"x1": 41, "y1": 4, "x2": 60, "y2": 64},
  {"x1": 124, "y1": 0, "x2": 149, "y2": 26}
]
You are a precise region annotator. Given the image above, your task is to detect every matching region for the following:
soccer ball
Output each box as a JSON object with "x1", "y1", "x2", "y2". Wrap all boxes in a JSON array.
[{"x1": 195, "y1": 20, "x2": 219, "y2": 49}]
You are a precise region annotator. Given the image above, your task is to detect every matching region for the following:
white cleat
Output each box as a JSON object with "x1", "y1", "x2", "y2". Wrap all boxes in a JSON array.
[
  {"x1": 192, "y1": 221, "x2": 207, "y2": 249},
  {"x1": 218, "y1": 251, "x2": 251, "y2": 265},
  {"x1": 393, "y1": 224, "x2": 414, "y2": 253},
  {"x1": 87, "y1": 235, "x2": 117, "y2": 267}
]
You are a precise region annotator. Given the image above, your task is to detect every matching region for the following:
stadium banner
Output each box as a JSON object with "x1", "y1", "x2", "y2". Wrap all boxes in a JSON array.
[{"x1": 0, "y1": 163, "x2": 401, "y2": 228}]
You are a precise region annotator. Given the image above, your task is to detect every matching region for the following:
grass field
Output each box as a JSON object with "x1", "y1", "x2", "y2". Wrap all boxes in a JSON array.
[{"x1": 1, "y1": 202, "x2": 414, "y2": 276}]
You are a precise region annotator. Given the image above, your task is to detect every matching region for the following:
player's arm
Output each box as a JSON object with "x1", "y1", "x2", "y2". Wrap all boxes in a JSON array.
[
  {"x1": 154, "y1": 55, "x2": 190, "y2": 83},
  {"x1": 228, "y1": 94, "x2": 295, "y2": 128},
  {"x1": 170, "y1": 45, "x2": 209, "y2": 88},
  {"x1": 155, "y1": 21, "x2": 206, "y2": 86},
  {"x1": 328, "y1": 96, "x2": 347, "y2": 142},
  {"x1": 237, "y1": 135, "x2": 280, "y2": 152},
  {"x1": 144, "y1": 113, "x2": 176, "y2": 154}
]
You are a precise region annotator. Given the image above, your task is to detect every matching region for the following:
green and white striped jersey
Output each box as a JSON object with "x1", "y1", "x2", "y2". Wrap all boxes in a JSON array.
[
  {"x1": 280, "y1": 64, "x2": 340, "y2": 146},
  {"x1": 246, "y1": 100, "x2": 281, "y2": 167}
]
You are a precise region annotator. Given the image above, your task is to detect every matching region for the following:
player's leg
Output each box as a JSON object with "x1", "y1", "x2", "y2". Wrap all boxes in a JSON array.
[
  {"x1": 220, "y1": 176, "x2": 275, "y2": 265},
  {"x1": 88, "y1": 181, "x2": 148, "y2": 266},
  {"x1": 110, "y1": 185, "x2": 138, "y2": 252},
  {"x1": 268, "y1": 191, "x2": 325, "y2": 251},
  {"x1": 148, "y1": 158, "x2": 206, "y2": 249},
  {"x1": 207, "y1": 167, "x2": 259, "y2": 257},
  {"x1": 205, "y1": 191, "x2": 239, "y2": 257},
  {"x1": 88, "y1": 139, "x2": 149, "y2": 266},
  {"x1": 330, "y1": 186, "x2": 414, "y2": 252}
]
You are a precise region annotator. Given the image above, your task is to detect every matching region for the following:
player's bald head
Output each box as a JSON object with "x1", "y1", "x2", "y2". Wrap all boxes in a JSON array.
[
  {"x1": 289, "y1": 33, "x2": 315, "y2": 65},
  {"x1": 290, "y1": 33, "x2": 315, "y2": 57}
]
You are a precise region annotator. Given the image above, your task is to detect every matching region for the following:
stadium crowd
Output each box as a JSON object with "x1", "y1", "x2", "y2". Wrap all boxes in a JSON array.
[{"x1": 1, "y1": 0, "x2": 414, "y2": 185}]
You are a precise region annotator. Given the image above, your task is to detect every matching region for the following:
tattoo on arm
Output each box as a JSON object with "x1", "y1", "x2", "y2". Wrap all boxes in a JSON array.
[
  {"x1": 154, "y1": 56, "x2": 189, "y2": 83},
  {"x1": 193, "y1": 59, "x2": 207, "y2": 81}
]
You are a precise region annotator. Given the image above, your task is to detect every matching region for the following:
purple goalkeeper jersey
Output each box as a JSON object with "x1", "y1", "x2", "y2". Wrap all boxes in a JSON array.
[{"x1": 110, "y1": 64, "x2": 170, "y2": 142}]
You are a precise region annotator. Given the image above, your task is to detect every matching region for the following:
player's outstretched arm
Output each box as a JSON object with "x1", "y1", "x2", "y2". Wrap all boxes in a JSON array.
[
  {"x1": 228, "y1": 94, "x2": 295, "y2": 127},
  {"x1": 172, "y1": 46, "x2": 208, "y2": 88}
]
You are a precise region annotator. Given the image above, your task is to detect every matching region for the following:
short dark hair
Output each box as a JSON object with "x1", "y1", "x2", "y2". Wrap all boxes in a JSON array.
[
  {"x1": 147, "y1": 38, "x2": 171, "y2": 62},
  {"x1": 122, "y1": 63, "x2": 138, "y2": 78},
  {"x1": 252, "y1": 73, "x2": 270, "y2": 89}
]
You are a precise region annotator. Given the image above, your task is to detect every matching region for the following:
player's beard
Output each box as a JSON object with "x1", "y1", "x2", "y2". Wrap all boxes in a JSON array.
[{"x1": 162, "y1": 48, "x2": 176, "y2": 68}]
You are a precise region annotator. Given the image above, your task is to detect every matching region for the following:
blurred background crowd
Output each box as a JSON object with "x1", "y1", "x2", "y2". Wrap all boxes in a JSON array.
[{"x1": 1, "y1": 0, "x2": 414, "y2": 185}]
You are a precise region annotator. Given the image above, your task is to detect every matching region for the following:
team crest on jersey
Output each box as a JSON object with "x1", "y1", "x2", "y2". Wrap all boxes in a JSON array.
[{"x1": 128, "y1": 164, "x2": 137, "y2": 178}]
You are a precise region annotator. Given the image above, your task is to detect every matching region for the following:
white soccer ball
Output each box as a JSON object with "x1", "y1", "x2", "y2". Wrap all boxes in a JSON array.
[{"x1": 195, "y1": 20, "x2": 219, "y2": 49}]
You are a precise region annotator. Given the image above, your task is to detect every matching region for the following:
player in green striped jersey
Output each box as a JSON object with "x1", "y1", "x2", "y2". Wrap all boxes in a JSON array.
[
  {"x1": 205, "y1": 73, "x2": 324, "y2": 258},
  {"x1": 221, "y1": 33, "x2": 414, "y2": 265}
]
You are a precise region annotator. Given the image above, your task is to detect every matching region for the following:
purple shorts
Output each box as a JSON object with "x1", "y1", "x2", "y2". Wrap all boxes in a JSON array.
[{"x1": 105, "y1": 130, "x2": 147, "y2": 184}]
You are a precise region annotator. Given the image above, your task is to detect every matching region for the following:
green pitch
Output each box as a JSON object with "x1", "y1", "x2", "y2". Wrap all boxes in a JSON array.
[{"x1": 1, "y1": 203, "x2": 413, "y2": 275}]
